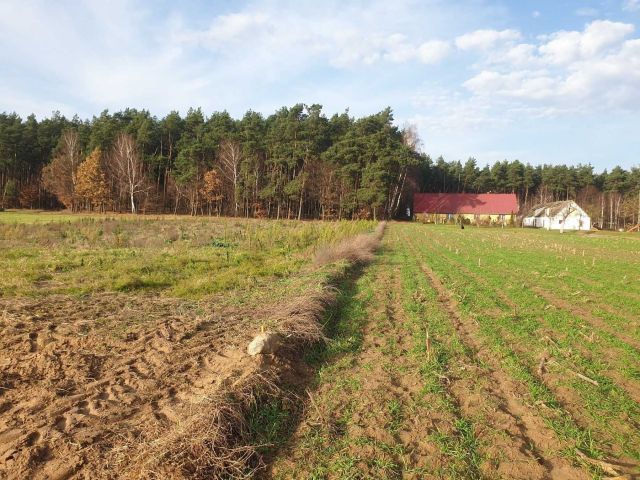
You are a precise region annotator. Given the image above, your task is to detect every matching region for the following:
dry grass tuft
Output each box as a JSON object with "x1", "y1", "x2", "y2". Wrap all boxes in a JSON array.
[
  {"x1": 272, "y1": 288, "x2": 337, "y2": 348},
  {"x1": 314, "y1": 221, "x2": 386, "y2": 267},
  {"x1": 97, "y1": 371, "x2": 281, "y2": 480},
  {"x1": 276, "y1": 221, "x2": 386, "y2": 350}
]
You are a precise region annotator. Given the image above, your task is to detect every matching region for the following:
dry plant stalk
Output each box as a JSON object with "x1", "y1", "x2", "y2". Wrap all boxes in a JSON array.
[
  {"x1": 575, "y1": 450, "x2": 621, "y2": 476},
  {"x1": 547, "y1": 359, "x2": 599, "y2": 386},
  {"x1": 537, "y1": 350, "x2": 549, "y2": 376}
]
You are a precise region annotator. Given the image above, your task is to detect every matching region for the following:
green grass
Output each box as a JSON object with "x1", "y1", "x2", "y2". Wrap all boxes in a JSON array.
[
  {"x1": 385, "y1": 399, "x2": 404, "y2": 434},
  {"x1": 246, "y1": 398, "x2": 295, "y2": 456},
  {"x1": 0, "y1": 209, "x2": 100, "y2": 224},
  {"x1": 0, "y1": 211, "x2": 375, "y2": 299},
  {"x1": 272, "y1": 263, "x2": 379, "y2": 479}
]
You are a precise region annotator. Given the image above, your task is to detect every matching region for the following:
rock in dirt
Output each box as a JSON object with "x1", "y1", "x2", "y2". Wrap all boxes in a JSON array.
[{"x1": 247, "y1": 332, "x2": 281, "y2": 356}]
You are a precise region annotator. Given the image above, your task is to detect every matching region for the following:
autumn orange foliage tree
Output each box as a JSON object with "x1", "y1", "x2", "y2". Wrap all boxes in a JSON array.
[
  {"x1": 199, "y1": 169, "x2": 223, "y2": 215},
  {"x1": 76, "y1": 148, "x2": 110, "y2": 211}
]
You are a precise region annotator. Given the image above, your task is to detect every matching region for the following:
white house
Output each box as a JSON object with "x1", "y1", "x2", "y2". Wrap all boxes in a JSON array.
[{"x1": 523, "y1": 200, "x2": 591, "y2": 231}]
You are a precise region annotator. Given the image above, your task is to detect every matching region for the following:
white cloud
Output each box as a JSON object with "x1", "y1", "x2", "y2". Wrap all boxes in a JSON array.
[
  {"x1": 455, "y1": 29, "x2": 521, "y2": 50},
  {"x1": 176, "y1": 12, "x2": 269, "y2": 48},
  {"x1": 532, "y1": 10, "x2": 541, "y2": 18},
  {"x1": 410, "y1": 88, "x2": 502, "y2": 131},
  {"x1": 623, "y1": 0, "x2": 640, "y2": 11},
  {"x1": 539, "y1": 20, "x2": 634, "y2": 65},
  {"x1": 464, "y1": 70, "x2": 559, "y2": 101},
  {"x1": 176, "y1": 14, "x2": 451, "y2": 68},
  {"x1": 562, "y1": 39, "x2": 640, "y2": 105},
  {"x1": 461, "y1": 21, "x2": 640, "y2": 113},
  {"x1": 503, "y1": 43, "x2": 539, "y2": 66},
  {"x1": 417, "y1": 40, "x2": 452, "y2": 64}
]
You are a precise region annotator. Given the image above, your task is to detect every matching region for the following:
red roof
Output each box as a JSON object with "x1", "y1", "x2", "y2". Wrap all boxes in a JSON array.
[{"x1": 414, "y1": 193, "x2": 519, "y2": 215}]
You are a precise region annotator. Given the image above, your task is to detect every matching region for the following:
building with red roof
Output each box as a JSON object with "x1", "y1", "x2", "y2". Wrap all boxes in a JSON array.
[{"x1": 413, "y1": 193, "x2": 519, "y2": 225}]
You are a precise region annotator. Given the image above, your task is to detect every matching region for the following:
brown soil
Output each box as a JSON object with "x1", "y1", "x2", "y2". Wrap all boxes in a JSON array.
[
  {"x1": 345, "y1": 266, "x2": 451, "y2": 477},
  {"x1": 0, "y1": 293, "x2": 263, "y2": 479}
]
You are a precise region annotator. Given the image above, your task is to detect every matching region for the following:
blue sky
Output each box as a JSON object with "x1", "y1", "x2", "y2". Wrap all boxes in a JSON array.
[{"x1": 1, "y1": 0, "x2": 639, "y2": 170}]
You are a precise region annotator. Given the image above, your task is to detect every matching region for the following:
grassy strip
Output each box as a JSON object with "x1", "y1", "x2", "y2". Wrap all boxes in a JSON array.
[
  {"x1": 0, "y1": 216, "x2": 375, "y2": 298},
  {"x1": 270, "y1": 262, "x2": 380, "y2": 479}
]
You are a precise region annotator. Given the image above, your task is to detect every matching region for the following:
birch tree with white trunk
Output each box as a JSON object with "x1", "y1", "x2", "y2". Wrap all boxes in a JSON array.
[
  {"x1": 219, "y1": 139, "x2": 242, "y2": 217},
  {"x1": 109, "y1": 132, "x2": 146, "y2": 213}
]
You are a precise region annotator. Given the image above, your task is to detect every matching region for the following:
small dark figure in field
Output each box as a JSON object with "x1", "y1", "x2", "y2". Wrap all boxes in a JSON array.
[{"x1": 460, "y1": 222, "x2": 464, "y2": 229}]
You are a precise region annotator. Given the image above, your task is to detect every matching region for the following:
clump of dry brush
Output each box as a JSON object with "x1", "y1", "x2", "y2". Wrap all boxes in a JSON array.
[
  {"x1": 314, "y1": 221, "x2": 386, "y2": 266},
  {"x1": 102, "y1": 222, "x2": 385, "y2": 480},
  {"x1": 97, "y1": 370, "x2": 281, "y2": 480},
  {"x1": 277, "y1": 221, "x2": 386, "y2": 347}
]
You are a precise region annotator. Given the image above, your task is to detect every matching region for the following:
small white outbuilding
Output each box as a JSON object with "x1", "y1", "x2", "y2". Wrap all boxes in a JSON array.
[{"x1": 523, "y1": 200, "x2": 591, "y2": 231}]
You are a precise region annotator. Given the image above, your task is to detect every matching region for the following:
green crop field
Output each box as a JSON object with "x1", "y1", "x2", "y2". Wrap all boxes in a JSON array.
[{"x1": 272, "y1": 223, "x2": 640, "y2": 479}]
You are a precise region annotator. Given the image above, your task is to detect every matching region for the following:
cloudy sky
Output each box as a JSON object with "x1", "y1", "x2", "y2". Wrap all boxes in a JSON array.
[{"x1": 1, "y1": 0, "x2": 639, "y2": 170}]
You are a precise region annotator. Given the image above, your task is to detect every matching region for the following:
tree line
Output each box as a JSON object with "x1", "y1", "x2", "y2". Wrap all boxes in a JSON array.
[
  {"x1": 0, "y1": 106, "x2": 416, "y2": 220},
  {"x1": 0, "y1": 106, "x2": 638, "y2": 228}
]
